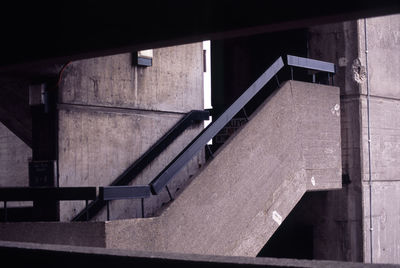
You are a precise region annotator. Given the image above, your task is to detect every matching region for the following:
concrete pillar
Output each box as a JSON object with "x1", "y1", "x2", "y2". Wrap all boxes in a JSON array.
[
  {"x1": 307, "y1": 14, "x2": 400, "y2": 264},
  {"x1": 307, "y1": 20, "x2": 364, "y2": 262},
  {"x1": 357, "y1": 14, "x2": 400, "y2": 264}
]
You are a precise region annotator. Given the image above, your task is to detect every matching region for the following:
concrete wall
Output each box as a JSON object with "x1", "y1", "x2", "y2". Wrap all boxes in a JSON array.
[
  {"x1": 0, "y1": 123, "x2": 31, "y2": 187},
  {"x1": 307, "y1": 14, "x2": 400, "y2": 264},
  {"x1": 357, "y1": 14, "x2": 400, "y2": 264},
  {"x1": 58, "y1": 43, "x2": 204, "y2": 221},
  {"x1": 307, "y1": 20, "x2": 364, "y2": 262}
]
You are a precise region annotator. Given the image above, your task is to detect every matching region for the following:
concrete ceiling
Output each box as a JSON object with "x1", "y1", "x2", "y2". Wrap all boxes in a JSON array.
[{"x1": 0, "y1": 1, "x2": 399, "y2": 72}]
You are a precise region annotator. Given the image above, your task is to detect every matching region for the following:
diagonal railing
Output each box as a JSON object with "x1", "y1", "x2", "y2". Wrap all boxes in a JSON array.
[
  {"x1": 78, "y1": 55, "x2": 336, "y2": 220},
  {"x1": 72, "y1": 110, "x2": 209, "y2": 221},
  {"x1": 0, "y1": 55, "x2": 336, "y2": 222},
  {"x1": 150, "y1": 57, "x2": 285, "y2": 194},
  {"x1": 71, "y1": 55, "x2": 336, "y2": 221}
]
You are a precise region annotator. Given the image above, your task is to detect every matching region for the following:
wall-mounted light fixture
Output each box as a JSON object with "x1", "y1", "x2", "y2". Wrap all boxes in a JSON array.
[{"x1": 133, "y1": 49, "x2": 153, "y2": 67}]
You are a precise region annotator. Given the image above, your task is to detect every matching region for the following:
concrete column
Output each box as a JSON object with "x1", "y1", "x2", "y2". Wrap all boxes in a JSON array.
[
  {"x1": 307, "y1": 14, "x2": 400, "y2": 264},
  {"x1": 307, "y1": 21, "x2": 364, "y2": 261},
  {"x1": 357, "y1": 14, "x2": 400, "y2": 264}
]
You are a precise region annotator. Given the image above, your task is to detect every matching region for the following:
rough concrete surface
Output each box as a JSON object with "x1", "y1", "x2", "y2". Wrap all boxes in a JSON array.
[
  {"x1": 58, "y1": 107, "x2": 204, "y2": 221},
  {"x1": 57, "y1": 43, "x2": 205, "y2": 221},
  {"x1": 363, "y1": 182, "x2": 400, "y2": 264},
  {"x1": 104, "y1": 81, "x2": 341, "y2": 256},
  {"x1": 0, "y1": 122, "x2": 31, "y2": 186},
  {"x1": 0, "y1": 221, "x2": 105, "y2": 247},
  {"x1": 358, "y1": 14, "x2": 400, "y2": 264},
  {"x1": 1, "y1": 240, "x2": 398, "y2": 268},
  {"x1": 308, "y1": 20, "x2": 365, "y2": 262},
  {"x1": 59, "y1": 44, "x2": 203, "y2": 113}
]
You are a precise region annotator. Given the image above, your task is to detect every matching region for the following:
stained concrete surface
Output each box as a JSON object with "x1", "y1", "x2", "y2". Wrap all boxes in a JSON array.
[
  {"x1": 306, "y1": 14, "x2": 400, "y2": 264},
  {"x1": 59, "y1": 44, "x2": 203, "y2": 113},
  {"x1": 0, "y1": 123, "x2": 31, "y2": 187},
  {"x1": 307, "y1": 20, "x2": 365, "y2": 262},
  {"x1": 58, "y1": 107, "x2": 204, "y2": 221},
  {"x1": 1, "y1": 240, "x2": 398, "y2": 268},
  {"x1": 57, "y1": 43, "x2": 205, "y2": 221},
  {"x1": 357, "y1": 14, "x2": 400, "y2": 264}
]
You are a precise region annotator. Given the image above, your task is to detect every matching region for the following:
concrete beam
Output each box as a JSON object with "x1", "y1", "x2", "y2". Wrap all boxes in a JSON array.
[
  {"x1": 0, "y1": 1, "x2": 399, "y2": 70},
  {"x1": 0, "y1": 240, "x2": 396, "y2": 268}
]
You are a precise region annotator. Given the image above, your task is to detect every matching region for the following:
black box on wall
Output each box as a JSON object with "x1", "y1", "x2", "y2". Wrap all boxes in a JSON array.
[{"x1": 29, "y1": 160, "x2": 57, "y2": 187}]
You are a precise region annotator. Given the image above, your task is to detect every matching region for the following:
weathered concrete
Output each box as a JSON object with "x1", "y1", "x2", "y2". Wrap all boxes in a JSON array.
[
  {"x1": 357, "y1": 14, "x2": 400, "y2": 264},
  {"x1": 0, "y1": 122, "x2": 31, "y2": 187},
  {"x1": 57, "y1": 43, "x2": 205, "y2": 221},
  {"x1": 59, "y1": 44, "x2": 203, "y2": 112},
  {"x1": 1, "y1": 241, "x2": 397, "y2": 268},
  {"x1": 0, "y1": 222, "x2": 105, "y2": 247},
  {"x1": 58, "y1": 107, "x2": 204, "y2": 221},
  {"x1": 306, "y1": 20, "x2": 364, "y2": 262},
  {"x1": 104, "y1": 81, "x2": 341, "y2": 256},
  {"x1": 306, "y1": 14, "x2": 400, "y2": 264},
  {"x1": 0, "y1": 81, "x2": 341, "y2": 256},
  {"x1": 0, "y1": 79, "x2": 32, "y2": 147}
]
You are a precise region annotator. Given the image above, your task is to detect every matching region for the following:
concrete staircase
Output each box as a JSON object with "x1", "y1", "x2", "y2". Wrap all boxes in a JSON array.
[
  {"x1": 0, "y1": 80, "x2": 341, "y2": 256},
  {"x1": 104, "y1": 80, "x2": 342, "y2": 255}
]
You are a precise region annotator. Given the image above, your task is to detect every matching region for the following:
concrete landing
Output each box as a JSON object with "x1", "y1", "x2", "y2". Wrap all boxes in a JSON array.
[{"x1": 0, "y1": 81, "x2": 341, "y2": 257}]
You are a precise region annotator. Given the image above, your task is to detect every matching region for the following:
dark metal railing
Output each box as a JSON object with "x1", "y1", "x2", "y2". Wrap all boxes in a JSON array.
[
  {"x1": 0, "y1": 187, "x2": 96, "y2": 222},
  {"x1": 0, "y1": 55, "x2": 336, "y2": 222},
  {"x1": 72, "y1": 110, "x2": 209, "y2": 221},
  {"x1": 78, "y1": 55, "x2": 336, "y2": 221},
  {"x1": 287, "y1": 55, "x2": 335, "y2": 84},
  {"x1": 150, "y1": 57, "x2": 285, "y2": 194},
  {"x1": 100, "y1": 186, "x2": 151, "y2": 220}
]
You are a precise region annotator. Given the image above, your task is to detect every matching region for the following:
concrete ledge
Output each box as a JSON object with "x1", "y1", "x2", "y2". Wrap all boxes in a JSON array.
[
  {"x1": 0, "y1": 240, "x2": 395, "y2": 268},
  {"x1": 0, "y1": 221, "x2": 105, "y2": 247}
]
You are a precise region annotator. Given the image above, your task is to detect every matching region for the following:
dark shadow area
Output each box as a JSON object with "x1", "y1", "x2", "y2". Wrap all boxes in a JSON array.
[
  {"x1": 256, "y1": 194, "x2": 315, "y2": 260},
  {"x1": 209, "y1": 29, "x2": 309, "y2": 155}
]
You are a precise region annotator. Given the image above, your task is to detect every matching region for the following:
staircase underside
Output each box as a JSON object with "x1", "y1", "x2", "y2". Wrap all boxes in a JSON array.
[{"x1": 0, "y1": 81, "x2": 341, "y2": 256}]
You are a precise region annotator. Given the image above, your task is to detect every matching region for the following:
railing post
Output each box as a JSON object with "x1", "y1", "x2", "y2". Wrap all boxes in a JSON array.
[
  {"x1": 165, "y1": 186, "x2": 174, "y2": 201},
  {"x1": 141, "y1": 198, "x2": 145, "y2": 218},
  {"x1": 290, "y1": 66, "x2": 294, "y2": 80},
  {"x1": 3, "y1": 201, "x2": 7, "y2": 222},
  {"x1": 106, "y1": 201, "x2": 110, "y2": 221},
  {"x1": 85, "y1": 200, "x2": 89, "y2": 221}
]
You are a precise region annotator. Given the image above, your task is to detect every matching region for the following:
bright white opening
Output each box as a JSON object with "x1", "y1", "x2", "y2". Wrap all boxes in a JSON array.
[
  {"x1": 203, "y1": 40, "x2": 212, "y2": 110},
  {"x1": 203, "y1": 41, "x2": 212, "y2": 144}
]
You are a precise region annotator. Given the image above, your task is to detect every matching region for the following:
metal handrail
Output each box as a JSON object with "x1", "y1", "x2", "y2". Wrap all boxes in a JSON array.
[
  {"x1": 72, "y1": 110, "x2": 209, "y2": 221},
  {"x1": 0, "y1": 187, "x2": 97, "y2": 201},
  {"x1": 78, "y1": 54, "x2": 335, "y2": 221},
  {"x1": 99, "y1": 186, "x2": 151, "y2": 220},
  {"x1": 287, "y1": 55, "x2": 335, "y2": 73},
  {"x1": 0, "y1": 187, "x2": 97, "y2": 222},
  {"x1": 286, "y1": 55, "x2": 335, "y2": 84},
  {"x1": 150, "y1": 57, "x2": 285, "y2": 194}
]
